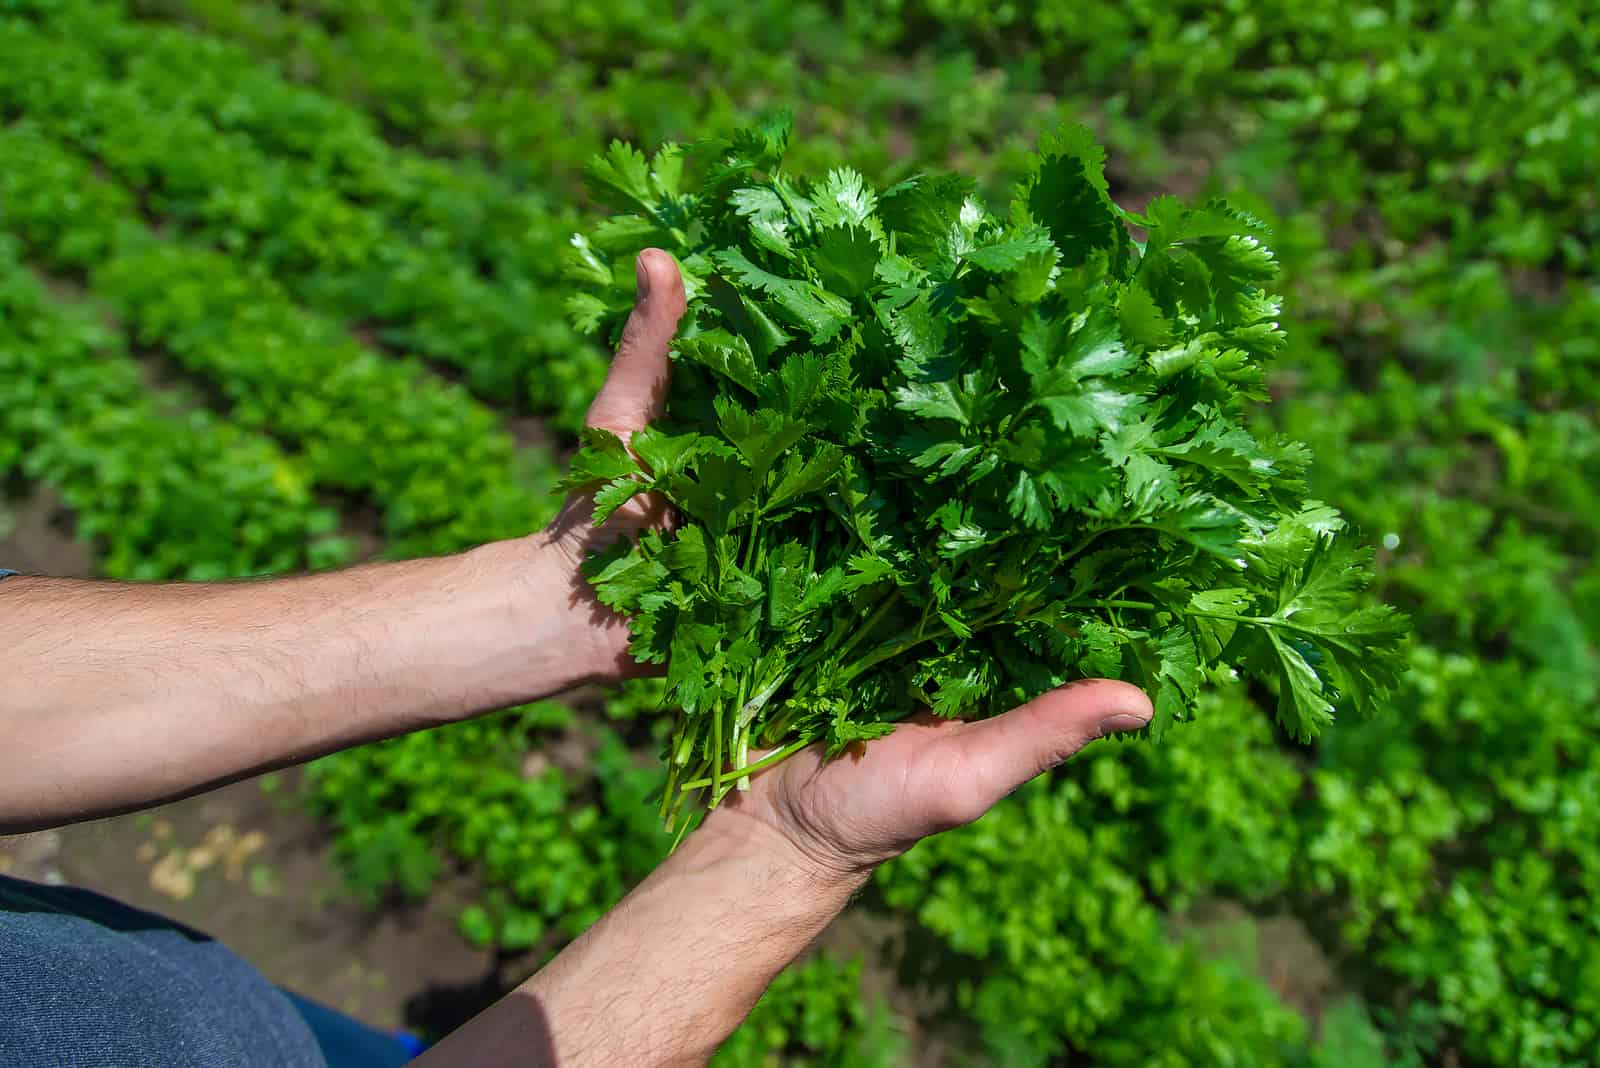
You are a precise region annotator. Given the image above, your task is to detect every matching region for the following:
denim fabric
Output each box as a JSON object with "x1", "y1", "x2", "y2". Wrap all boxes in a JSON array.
[
  {"x1": 0, "y1": 875, "x2": 325, "y2": 1066},
  {"x1": 0, "y1": 875, "x2": 419, "y2": 1066},
  {"x1": 0, "y1": 569, "x2": 16, "y2": 578},
  {"x1": 281, "y1": 993, "x2": 418, "y2": 1068}
]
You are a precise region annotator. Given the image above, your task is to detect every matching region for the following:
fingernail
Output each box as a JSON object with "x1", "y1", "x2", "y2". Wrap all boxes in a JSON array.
[
  {"x1": 1099, "y1": 711, "x2": 1151, "y2": 736},
  {"x1": 635, "y1": 253, "x2": 652, "y2": 303}
]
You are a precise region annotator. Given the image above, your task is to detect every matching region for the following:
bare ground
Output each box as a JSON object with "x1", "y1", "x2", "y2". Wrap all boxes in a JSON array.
[{"x1": 0, "y1": 486, "x2": 95, "y2": 578}]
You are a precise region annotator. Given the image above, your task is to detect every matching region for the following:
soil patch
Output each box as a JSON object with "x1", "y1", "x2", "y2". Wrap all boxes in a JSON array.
[
  {"x1": 0, "y1": 486, "x2": 95, "y2": 577},
  {"x1": 1171, "y1": 898, "x2": 1343, "y2": 1028}
]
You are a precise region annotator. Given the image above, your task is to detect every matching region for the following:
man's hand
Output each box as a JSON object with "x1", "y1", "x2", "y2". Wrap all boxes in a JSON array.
[
  {"x1": 532, "y1": 247, "x2": 686, "y2": 684},
  {"x1": 708, "y1": 682, "x2": 1153, "y2": 884},
  {"x1": 432, "y1": 671, "x2": 1150, "y2": 1068}
]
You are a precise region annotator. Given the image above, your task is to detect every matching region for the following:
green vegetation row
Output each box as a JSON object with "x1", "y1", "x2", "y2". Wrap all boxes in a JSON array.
[
  {"x1": 126, "y1": 0, "x2": 1030, "y2": 191},
  {"x1": 861, "y1": 0, "x2": 1600, "y2": 278},
  {"x1": 113, "y1": 0, "x2": 1599, "y2": 413},
  {"x1": 0, "y1": 238, "x2": 345, "y2": 579},
  {"x1": 146, "y1": 0, "x2": 1597, "y2": 297},
  {"x1": 0, "y1": 122, "x2": 554, "y2": 557},
  {"x1": 0, "y1": 6, "x2": 602, "y2": 430}
]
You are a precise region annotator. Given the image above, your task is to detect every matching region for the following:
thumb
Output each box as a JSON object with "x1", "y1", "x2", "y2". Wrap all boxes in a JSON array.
[
  {"x1": 586, "y1": 248, "x2": 686, "y2": 437},
  {"x1": 960, "y1": 679, "x2": 1153, "y2": 804}
]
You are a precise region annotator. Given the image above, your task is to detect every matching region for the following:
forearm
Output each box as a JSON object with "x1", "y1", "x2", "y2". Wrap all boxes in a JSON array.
[
  {"x1": 0, "y1": 535, "x2": 617, "y2": 833},
  {"x1": 419, "y1": 813, "x2": 864, "y2": 1068}
]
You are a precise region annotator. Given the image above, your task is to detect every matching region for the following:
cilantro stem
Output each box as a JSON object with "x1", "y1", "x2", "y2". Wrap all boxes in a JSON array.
[
  {"x1": 746, "y1": 589, "x2": 904, "y2": 736},
  {"x1": 738, "y1": 672, "x2": 787, "y2": 727},
  {"x1": 760, "y1": 705, "x2": 796, "y2": 746},
  {"x1": 734, "y1": 724, "x2": 752, "y2": 790},
  {"x1": 678, "y1": 737, "x2": 813, "y2": 792},
  {"x1": 1063, "y1": 598, "x2": 1159, "y2": 611},
  {"x1": 661, "y1": 718, "x2": 697, "y2": 823},
  {"x1": 833, "y1": 589, "x2": 901, "y2": 666},
  {"x1": 660, "y1": 763, "x2": 677, "y2": 824},
  {"x1": 672, "y1": 718, "x2": 698, "y2": 765},
  {"x1": 1058, "y1": 524, "x2": 1141, "y2": 564},
  {"x1": 831, "y1": 591, "x2": 1060, "y2": 684},
  {"x1": 668, "y1": 814, "x2": 695, "y2": 853},
  {"x1": 1186, "y1": 610, "x2": 1342, "y2": 644},
  {"x1": 742, "y1": 514, "x2": 761, "y2": 573},
  {"x1": 711, "y1": 697, "x2": 725, "y2": 806},
  {"x1": 730, "y1": 647, "x2": 759, "y2": 787},
  {"x1": 837, "y1": 635, "x2": 928, "y2": 684},
  {"x1": 834, "y1": 615, "x2": 965, "y2": 682}
]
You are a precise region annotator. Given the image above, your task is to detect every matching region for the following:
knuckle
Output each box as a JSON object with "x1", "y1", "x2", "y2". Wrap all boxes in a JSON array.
[{"x1": 1044, "y1": 729, "x2": 1097, "y2": 767}]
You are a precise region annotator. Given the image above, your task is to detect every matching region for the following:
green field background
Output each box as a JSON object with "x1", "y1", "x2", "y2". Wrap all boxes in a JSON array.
[{"x1": 1, "y1": 1, "x2": 1596, "y2": 1064}]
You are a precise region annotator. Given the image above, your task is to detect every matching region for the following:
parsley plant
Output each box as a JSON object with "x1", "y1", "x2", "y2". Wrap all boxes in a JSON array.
[{"x1": 561, "y1": 119, "x2": 1407, "y2": 829}]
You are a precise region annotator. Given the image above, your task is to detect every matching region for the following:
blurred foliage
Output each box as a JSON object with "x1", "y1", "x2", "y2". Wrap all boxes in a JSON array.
[
  {"x1": 304, "y1": 701, "x2": 666, "y2": 949},
  {"x1": 0, "y1": 237, "x2": 345, "y2": 577},
  {"x1": 1, "y1": 0, "x2": 1595, "y2": 1063},
  {"x1": 878, "y1": 693, "x2": 1312, "y2": 1066},
  {"x1": 713, "y1": 953, "x2": 910, "y2": 1068}
]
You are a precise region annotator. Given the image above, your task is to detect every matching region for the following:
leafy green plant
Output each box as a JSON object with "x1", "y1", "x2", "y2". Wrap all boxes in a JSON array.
[
  {"x1": 0, "y1": 236, "x2": 342, "y2": 578},
  {"x1": 0, "y1": 122, "x2": 556, "y2": 556},
  {"x1": 0, "y1": 7, "x2": 603, "y2": 431},
  {"x1": 878, "y1": 761, "x2": 1308, "y2": 1066},
  {"x1": 713, "y1": 952, "x2": 909, "y2": 1067},
  {"x1": 560, "y1": 121, "x2": 1406, "y2": 826}
]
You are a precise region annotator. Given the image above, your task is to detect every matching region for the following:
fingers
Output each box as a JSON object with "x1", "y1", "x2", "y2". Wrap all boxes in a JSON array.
[
  {"x1": 586, "y1": 248, "x2": 687, "y2": 437},
  {"x1": 959, "y1": 679, "x2": 1152, "y2": 805}
]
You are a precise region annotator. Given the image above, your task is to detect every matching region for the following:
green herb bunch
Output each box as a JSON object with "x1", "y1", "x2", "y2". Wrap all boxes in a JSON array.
[{"x1": 560, "y1": 118, "x2": 1407, "y2": 830}]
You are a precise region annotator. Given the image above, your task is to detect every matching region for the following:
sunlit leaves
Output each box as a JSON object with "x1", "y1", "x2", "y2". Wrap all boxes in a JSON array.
[{"x1": 561, "y1": 122, "x2": 1407, "y2": 822}]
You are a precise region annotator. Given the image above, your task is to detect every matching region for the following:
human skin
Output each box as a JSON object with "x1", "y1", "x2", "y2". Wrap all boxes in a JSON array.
[{"x1": 0, "y1": 250, "x2": 1153, "y2": 1065}]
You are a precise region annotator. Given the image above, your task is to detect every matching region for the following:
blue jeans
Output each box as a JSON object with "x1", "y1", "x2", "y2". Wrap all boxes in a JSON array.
[
  {"x1": 283, "y1": 992, "x2": 426, "y2": 1067},
  {"x1": 1, "y1": 874, "x2": 423, "y2": 1066}
]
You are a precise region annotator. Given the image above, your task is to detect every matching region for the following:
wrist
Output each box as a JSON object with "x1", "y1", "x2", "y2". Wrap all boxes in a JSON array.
[
  {"x1": 689, "y1": 803, "x2": 872, "y2": 906},
  {"x1": 502, "y1": 785, "x2": 861, "y2": 1068},
  {"x1": 463, "y1": 534, "x2": 636, "y2": 698}
]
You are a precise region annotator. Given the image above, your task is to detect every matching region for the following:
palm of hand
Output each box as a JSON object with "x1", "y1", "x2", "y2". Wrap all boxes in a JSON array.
[
  {"x1": 714, "y1": 718, "x2": 978, "y2": 876},
  {"x1": 537, "y1": 250, "x2": 684, "y2": 680},
  {"x1": 542, "y1": 490, "x2": 674, "y2": 677},
  {"x1": 712, "y1": 682, "x2": 1152, "y2": 876}
]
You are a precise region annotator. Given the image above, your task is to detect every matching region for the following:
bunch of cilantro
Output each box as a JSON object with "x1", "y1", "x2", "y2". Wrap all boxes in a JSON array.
[{"x1": 560, "y1": 118, "x2": 1407, "y2": 830}]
